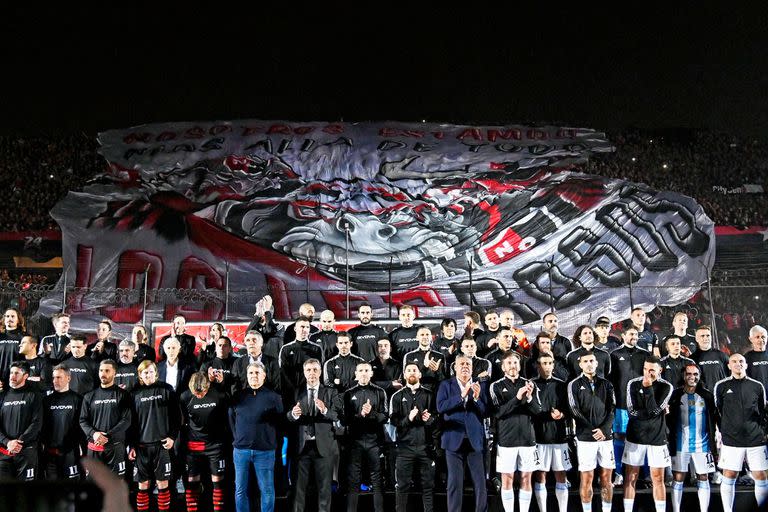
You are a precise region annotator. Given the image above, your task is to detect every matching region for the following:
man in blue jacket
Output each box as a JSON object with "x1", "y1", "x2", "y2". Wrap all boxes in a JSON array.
[{"x1": 437, "y1": 354, "x2": 488, "y2": 512}]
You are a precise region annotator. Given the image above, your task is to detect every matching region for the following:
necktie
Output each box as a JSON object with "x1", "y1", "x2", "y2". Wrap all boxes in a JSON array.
[{"x1": 307, "y1": 388, "x2": 316, "y2": 438}]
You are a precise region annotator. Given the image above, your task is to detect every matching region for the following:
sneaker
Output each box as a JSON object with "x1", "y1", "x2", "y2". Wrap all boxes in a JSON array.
[
  {"x1": 176, "y1": 478, "x2": 185, "y2": 494},
  {"x1": 737, "y1": 474, "x2": 754, "y2": 486},
  {"x1": 711, "y1": 471, "x2": 722, "y2": 485},
  {"x1": 613, "y1": 474, "x2": 623, "y2": 486}
]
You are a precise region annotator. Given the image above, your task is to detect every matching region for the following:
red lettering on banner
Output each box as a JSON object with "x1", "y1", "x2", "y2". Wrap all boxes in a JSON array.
[
  {"x1": 322, "y1": 124, "x2": 344, "y2": 134},
  {"x1": 526, "y1": 129, "x2": 548, "y2": 140},
  {"x1": 383, "y1": 288, "x2": 444, "y2": 317},
  {"x1": 164, "y1": 257, "x2": 224, "y2": 321},
  {"x1": 267, "y1": 124, "x2": 292, "y2": 135},
  {"x1": 293, "y1": 126, "x2": 315, "y2": 135},
  {"x1": 101, "y1": 251, "x2": 164, "y2": 323},
  {"x1": 457, "y1": 129, "x2": 482, "y2": 141},
  {"x1": 487, "y1": 129, "x2": 522, "y2": 142},
  {"x1": 481, "y1": 228, "x2": 536, "y2": 265},
  {"x1": 266, "y1": 276, "x2": 291, "y2": 319}
]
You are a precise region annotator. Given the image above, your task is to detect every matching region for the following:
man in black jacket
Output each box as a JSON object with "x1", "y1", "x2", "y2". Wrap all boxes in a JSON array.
[
  {"x1": 568, "y1": 352, "x2": 615, "y2": 512},
  {"x1": 714, "y1": 353, "x2": 768, "y2": 512},
  {"x1": 667, "y1": 364, "x2": 717, "y2": 512},
  {"x1": 288, "y1": 358, "x2": 340, "y2": 512},
  {"x1": 349, "y1": 303, "x2": 388, "y2": 363},
  {"x1": 42, "y1": 365, "x2": 84, "y2": 480},
  {"x1": 389, "y1": 362, "x2": 437, "y2": 512}
]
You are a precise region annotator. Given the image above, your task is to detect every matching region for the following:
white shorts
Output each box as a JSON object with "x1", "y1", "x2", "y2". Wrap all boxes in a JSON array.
[
  {"x1": 536, "y1": 443, "x2": 572, "y2": 472},
  {"x1": 671, "y1": 452, "x2": 716, "y2": 474},
  {"x1": 718, "y1": 445, "x2": 768, "y2": 472},
  {"x1": 576, "y1": 439, "x2": 615, "y2": 472},
  {"x1": 622, "y1": 441, "x2": 671, "y2": 468},
  {"x1": 497, "y1": 445, "x2": 538, "y2": 473}
]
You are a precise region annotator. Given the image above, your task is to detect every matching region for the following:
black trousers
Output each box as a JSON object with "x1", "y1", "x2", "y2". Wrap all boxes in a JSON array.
[
  {"x1": 346, "y1": 437, "x2": 384, "y2": 512},
  {"x1": 0, "y1": 446, "x2": 38, "y2": 481},
  {"x1": 293, "y1": 441, "x2": 334, "y2": 512},
  {"x1": 395, "y1": 445, "x2": 434, "y2": 512}
]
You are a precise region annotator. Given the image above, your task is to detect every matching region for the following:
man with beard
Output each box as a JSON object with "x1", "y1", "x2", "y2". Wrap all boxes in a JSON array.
[
  {"x1": 744, "y1": 325, "x2": 768, "y2": 390},
  {"x1": 568, "y1": 353, "x2": 615, "y2": 512},
  {"x1": 324, "y1": 332, "x2": 365, "y2": 394},
  {"x1": 18, "y1": 335, "x2": 51, "y2": 391},
  {"x1": 0, "y1": 308, "x2": 26, "y2": 384},
  {"x1": 279, "y1": 316, "x2": 324, "y2": 404},
  {"x1": 566, "y1": 325, "x2": 611, "y2": 381},
  {"x1": 42, "y1": 365, "x2": 84, "y2": 480},
  {"x1": 80, "y1": 359, "x2": 132, "y2": 476},
  {"x1": 180, "y1": 371, "x2": 231, "y2": 512},
  {"x1": 389, "y1": 305, "x2": 421, "y2": 361},
  {"x1": 232, "y1": 330, "x2": 280, "y2": 393},
  {"x1": 311, "y1": 310, "x2": 339, "y2": 360},
  {"x1": 40, "y1": 312, "x2": 71, "y2": 365},
  {"x1": 622, "y1": 356, "x2": 673, "y2": 512},
  {"x1": 490, "y1": 351, "x2": 541, "y2": 512},
  {"x1": 369, "y1": 337, "x2": 402, "y2": 492},
  {"x1": 541, "y1": 313, "x2": 572, "y2": 363},
  {"x1": 532, "y1": 352, "x2": 571, "y2": 512},
  {"x1": 349, "y1": 303, "x2": 388, "y2": 363},
  {"x1": 403, "y1": 327, "x2": 446, "y2": 390},
  {"x1": 667, "y1": 364, "x2": 717, "y2": 512},
  {"x1": 0, "y1": 361, "x2": 42, "y2": 480},
  {"x1": 690, "y1": 325, "x2": 729, "y2": 392},
  {"x1": 200, "y1": 336, "x2": 237, "y2": 394},
  {"x1": 659, "y1": 312, "x2": 697, "y2": 357},
  {"x1": 160, "y1": 314, "x2": 197, "y2": 365},
  {"x1": 89, "y1": 320, "x2": 117, "y2": 363},
  {"x1": 129, "y1": 360, "x2": 181, "y2": 512},
  {"x1": 437, "y1": 355, "x2": 488, "y2": 512},
  {"x1": 659, "y1": 336, "x2": 696, "y2": 388},
  {"x1": 608, "y1": 325, "x2": 648, "y2": 485},
  {"x1": 64, "y1": 335, "x2": 99, "y2": 396},
  {"x1": 475, "y1": 309, "x2": 501, "y2": 357},
  {"x1": 342, "y1": 362, "x2": 388, "y2": 512},
  {"x1": 389, "y1": 362, "x2": 436, "y2": 512},
  {"x1": 527, "y1": 333, "x2": 569, "y2": 382},
  {"x1": 115, "y1": 340, "x2": 139, "y2": 392},
  {"x1": 288, "y1": 358, "x2": 340, "y2": 512}
]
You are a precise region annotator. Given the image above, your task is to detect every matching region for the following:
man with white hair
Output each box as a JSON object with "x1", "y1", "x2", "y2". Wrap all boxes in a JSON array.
[{"x1": 744, "y1": 325, "x2": 768, "y2": 390}]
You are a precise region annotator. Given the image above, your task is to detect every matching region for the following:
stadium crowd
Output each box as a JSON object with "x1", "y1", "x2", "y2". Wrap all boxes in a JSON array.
[{"x1": 1, "y1": 297, "x2": 767, "y2": 512}]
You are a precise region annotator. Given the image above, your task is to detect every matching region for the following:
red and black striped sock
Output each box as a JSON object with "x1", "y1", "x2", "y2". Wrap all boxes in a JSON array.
[
  {"x1": 157, "y1": 488, "x2": 171, "y2": 511},
  {"x1": 185, "y1": 482, "x2": 201, "y2": 512},
  {"x1": 212, "y1": 481, "x2": 225, "y2": 512},
  {"x1": 136, "y1": 490, "x2": 150, "y2": 512}
]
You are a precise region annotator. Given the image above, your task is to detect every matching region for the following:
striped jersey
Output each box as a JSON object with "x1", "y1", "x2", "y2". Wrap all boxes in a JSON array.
[{"x1": 675, "y1": 392, "x2": 710, "y2": 453}]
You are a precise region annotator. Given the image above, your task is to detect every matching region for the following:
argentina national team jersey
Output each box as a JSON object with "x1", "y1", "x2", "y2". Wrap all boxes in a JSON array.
[{"x1": 678, "y1": 392, "x2": 709, "y2": 453}]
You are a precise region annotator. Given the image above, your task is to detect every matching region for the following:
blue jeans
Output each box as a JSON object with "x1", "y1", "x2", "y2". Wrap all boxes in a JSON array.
[{"x1": 233, "y1": 447, "x2": 275, "y2": 512}]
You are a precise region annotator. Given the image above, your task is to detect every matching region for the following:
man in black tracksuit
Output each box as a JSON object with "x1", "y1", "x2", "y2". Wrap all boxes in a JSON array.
[
  {"x1": 342, "y1": 362, "x2": 388, "y2": 512},
  {"x1": 568, "y1": 352, "x2": 616, "y2": 512},
  {"x1": 64, "y1": 335, "x2": 99, "y2": 396},
  {"x1": 279, "y1": 317, "x2": 324, "y2": 406},
  {"x1": 42, "y1": 365, "x2": 84, "y2": 480},
  {"x1": 622, "y1": 355, "x2": 673, "y2": 512},
  {"x1": 349, "y1": 303, "x2": 388, "y2": 363},
  {"x1": 0, "y1": 361, "x2": 42, "y2": 480},
  {"x1": 565, "y1": 325, "x2": 611, "y2": 380},
  {"x1": 40, "y1": 312, "x2": 71, "y2": 365},
  {"x1": 80, "y1": 359, "x2": 132, "y2": 476},
  {"x1": 744, "y1": 325, "x2": 768, "y2": 391},
  {"x1": 389, "y1": 362, "x2": 436, "y2": 512},
  {"x1": 19, "y1": 335, "x2": 52, "y2": 392},
  {"x1": 714, "y1": 353, "x2": 768, "y2": 512},
  {"x1": 490, "y1": 351, "x2": 542, "y2": 512},
  {"x1": 200, "y1": 336, "x2": 237, "y2": 394},
  {"x1": 659, "y1": 335, "x2": 695, "y2": 388},
  {"x1": 311, "y1": 310, "x2": 339, "y2": 360},
  {"x1": 324, "y1": 332, "x2": 365, "y2": 394},
  {"x1": 232, "y1": 330, "x2": 280, "y2": 393},
  {"x1": 389, "y1": 305, "x2": 421, "y2": 361},
  {"x1": 180, "y1": 371, "x2": 231, "y2": 512},
  {"x1": 115, "y1": 340, "x2": 139, "y2": 392},
  {"x1": 130, "y1": 360, "x2": 181, "y2": 512}
]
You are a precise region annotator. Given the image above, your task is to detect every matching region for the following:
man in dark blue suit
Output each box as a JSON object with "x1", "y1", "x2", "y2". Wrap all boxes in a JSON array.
[{"x1": 437, "y1": 354, "x2": 488, "y2": 512}]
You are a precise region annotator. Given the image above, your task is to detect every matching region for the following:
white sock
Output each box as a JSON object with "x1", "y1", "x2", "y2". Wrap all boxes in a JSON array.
[
  {"x1": 721, "y1": 476, "x2": 736, "y2": 512},
  {"x1": 519, "y1": 489, "x2": 532, "y2": 512},
  {"x1": 671, "y1": 481, "x2": 683, "y2": 512},
  {"x1": 582, "y1": 502, "x2": 592, "y2": 512},
  {"x1": 555, "y1": 482, "x2": 568, "y2": 512},
  {"x1": 654, "y1": 500, "x2": 666, "y2": 512},
  {"x1": 534, "y1": 483, "x2": 547, "y2": 512},
  {"x1": 697, "y1": 480, "x2": 710, "y2": 512},
  {"x1": 755, "y1": 478, "x2": 768, "y2": 508},
  {"x1": 601, "y1": 501, "x2": 612, "y2": 512},
  {"x1": 502, "y1": 489, "x2": 515, "y2": 512},
  {"x1": 623, "y1": 498, "x2": 633, "y2": 512}
]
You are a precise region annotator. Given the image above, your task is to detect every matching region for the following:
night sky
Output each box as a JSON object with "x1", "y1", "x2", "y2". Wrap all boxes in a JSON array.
[{"x1": 3, "y1": 6, "x2": 767, "y2": 138}]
